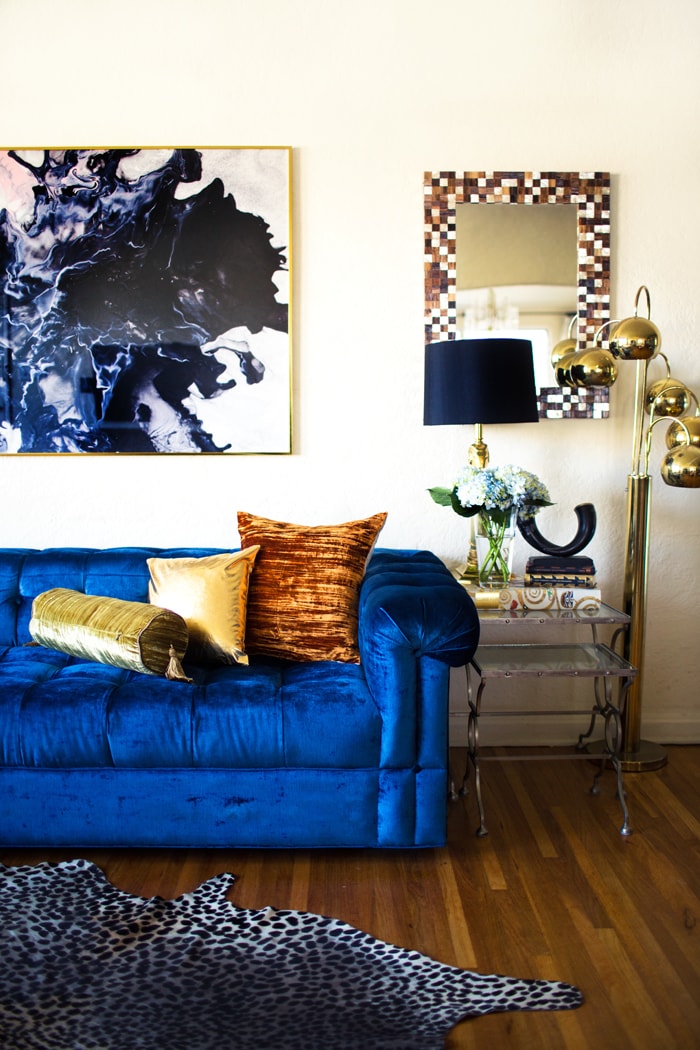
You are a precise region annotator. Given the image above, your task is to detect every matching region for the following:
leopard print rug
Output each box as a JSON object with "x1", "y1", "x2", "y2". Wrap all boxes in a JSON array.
[{"x1": 0, "y1": 858, "x2": 582, "y2": 1049}]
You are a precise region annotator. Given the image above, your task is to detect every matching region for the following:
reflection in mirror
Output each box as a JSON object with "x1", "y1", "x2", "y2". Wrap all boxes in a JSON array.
[
  {"x1": 424, "y1": 171, "x2": 611, "y2": 419},
  {"x1": 456, "y1": 204, "x2": 577, "y2": 392}
]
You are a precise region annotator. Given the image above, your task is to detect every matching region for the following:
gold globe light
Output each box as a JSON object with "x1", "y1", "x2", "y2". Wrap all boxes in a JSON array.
[
  {"x1": 551, "y1": 315, "x2": 579, "y2": 386},
  {"x1": 609, "y1": 285, "x2": 661, "y2": 361},
  {"x1": 660, "y1": 443, "x2": 700, "y2": 488},
  {"x1": 569, "y1": 348, "x2": 618, "y2": 388},
  {"x1": 555, "y1": 318, "x2": 619, "y2": 389},
  {"x1": 666, "y1": 416, "x2": 700, "y2": 449},
  {"x1": 551, "y1": 336, "x2": 576, "y2": 367},
  {"x1": 609, "y1": 316, "x2": 662, "y2": 360},
  {"x1": 645, "y1": 376, "x2": 691, "y2": 417},
  {"x1": 553, "y1": 349, "x2": 579, "y2": 388}
]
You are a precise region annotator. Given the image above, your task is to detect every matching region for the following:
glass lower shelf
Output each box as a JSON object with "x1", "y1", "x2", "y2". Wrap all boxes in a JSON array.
[
  {"x1": 471, "y1": 642, "x2": 637, "y2": 678},
  {"x1": 475, "y1": 600, "x2": 629, "y2": 625}
]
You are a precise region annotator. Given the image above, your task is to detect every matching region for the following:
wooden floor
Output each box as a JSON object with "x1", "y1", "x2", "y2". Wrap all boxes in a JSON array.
[{"x1": 3, "y1": 745, "x2": 699, "y2": 1049}]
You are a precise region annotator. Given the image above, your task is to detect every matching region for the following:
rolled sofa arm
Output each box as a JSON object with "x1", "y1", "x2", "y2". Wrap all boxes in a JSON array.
[{"x1": 358, "y1": 549, "x2": 480, "y2": 768}]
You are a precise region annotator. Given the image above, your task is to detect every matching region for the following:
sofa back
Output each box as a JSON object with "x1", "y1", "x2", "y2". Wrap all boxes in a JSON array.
[{"x1": 0, "y1": 547, "x2": 225, "y2": 647}]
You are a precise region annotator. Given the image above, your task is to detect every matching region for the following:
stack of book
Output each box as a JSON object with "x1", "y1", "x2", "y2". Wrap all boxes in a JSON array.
[
  {"x1": 497, "y1": 555, "x2": 602, "y2": 612},
  {"x1": 524, "y1": 555, "x2": 598, "y2": 588}
]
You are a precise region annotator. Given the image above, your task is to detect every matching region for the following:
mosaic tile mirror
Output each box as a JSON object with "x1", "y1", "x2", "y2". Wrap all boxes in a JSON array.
[{"x1": 424, "y1": 171, "x2": 611, "y2": 419}]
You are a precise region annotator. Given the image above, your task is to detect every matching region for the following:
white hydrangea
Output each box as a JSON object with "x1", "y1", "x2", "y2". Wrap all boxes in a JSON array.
[{"x1": 453, "y1": 464, "x2": 551, "y2": 521}]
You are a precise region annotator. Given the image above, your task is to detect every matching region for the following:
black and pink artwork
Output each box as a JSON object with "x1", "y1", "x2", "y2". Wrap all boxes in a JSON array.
[{"x1": 0, "y1": 148, "x2": 291, "y2": 454}]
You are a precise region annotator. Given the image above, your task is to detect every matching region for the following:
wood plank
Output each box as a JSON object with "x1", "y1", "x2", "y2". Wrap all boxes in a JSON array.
[{"x1": 2, "y1": 745, "x2": 699, "y2": 1049}]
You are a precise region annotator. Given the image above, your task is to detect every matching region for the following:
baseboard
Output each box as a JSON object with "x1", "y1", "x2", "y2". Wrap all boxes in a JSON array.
[{"x1": 448, "y1": 713, "x2": 700, "y2": 747}]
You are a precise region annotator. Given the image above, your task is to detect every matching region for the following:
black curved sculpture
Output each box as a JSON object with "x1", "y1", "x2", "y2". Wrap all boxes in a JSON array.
[{"x1": 518, "y1": 503, "x2": 597, "y2": 558}]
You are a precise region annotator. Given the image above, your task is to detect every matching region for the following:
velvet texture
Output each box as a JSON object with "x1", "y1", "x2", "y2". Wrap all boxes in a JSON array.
[
  {"x1": 237, "y1": 511, "x2": 388, "y2": 663},
  {"x1": 29, "y1": 589, "x2": 188, "y2": 677},
  {"x1": 0, "y1": 546, "x2": 479, "y2": 849}
]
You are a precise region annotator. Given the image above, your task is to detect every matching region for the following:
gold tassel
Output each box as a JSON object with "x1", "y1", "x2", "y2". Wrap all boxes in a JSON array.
[{"x1": 165, "y1": 645, "x2": 193, "y2": 683}]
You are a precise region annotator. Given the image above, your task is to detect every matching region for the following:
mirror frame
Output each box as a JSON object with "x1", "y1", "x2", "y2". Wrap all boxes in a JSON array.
[{"x1": 424, "y1": 170, "x2": 611, "y2": 419}]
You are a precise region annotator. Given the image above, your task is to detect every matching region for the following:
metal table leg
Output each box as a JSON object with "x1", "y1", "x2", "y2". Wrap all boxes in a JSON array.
[{"x1": 462, "y1": 663, "x2": 488, "y2": 837}]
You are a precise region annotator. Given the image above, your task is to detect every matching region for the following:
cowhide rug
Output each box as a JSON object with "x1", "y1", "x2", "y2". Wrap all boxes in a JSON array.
[{"x1": 0, "y1": 859, "x2": 582, "y2": 1049}]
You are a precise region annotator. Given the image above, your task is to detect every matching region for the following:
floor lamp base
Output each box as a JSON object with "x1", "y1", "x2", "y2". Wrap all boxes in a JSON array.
[{"x1": 586, "y1": 739, "x2": 668, "y2": 772}]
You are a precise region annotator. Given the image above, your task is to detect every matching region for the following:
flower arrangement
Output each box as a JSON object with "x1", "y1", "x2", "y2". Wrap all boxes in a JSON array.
[
  {"x1": 430, "y1": 464, "x2": 552, "y2": 522},
  {"x1": 429, "y1": 465, "x2": 552, "y2": 584}
]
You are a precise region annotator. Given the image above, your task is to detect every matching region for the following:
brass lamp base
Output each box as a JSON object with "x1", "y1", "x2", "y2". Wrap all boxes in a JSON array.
[{"x1": 586, "y1": 739, "x2": 668, "y2": 772}]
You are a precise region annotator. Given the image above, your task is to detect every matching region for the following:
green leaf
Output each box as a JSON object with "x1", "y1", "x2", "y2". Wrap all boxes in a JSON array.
[
  {"x1": 449, "y1": 490, "x2": 478, "y2": 518},
  {"x1": 428, "y1": 487, "x2": 454, "y2": 507}
]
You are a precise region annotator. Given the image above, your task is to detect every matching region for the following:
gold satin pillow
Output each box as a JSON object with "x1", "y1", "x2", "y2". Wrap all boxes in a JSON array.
[
  {"x1": 29, "y1": 589, "x2": 189, "y2": 678},
  {"x1": 237, "y1": 511, "x2": 388, "y2": 663},
  {"x1": 148, "y1": 548, "x2": 260, "y2": 665}
]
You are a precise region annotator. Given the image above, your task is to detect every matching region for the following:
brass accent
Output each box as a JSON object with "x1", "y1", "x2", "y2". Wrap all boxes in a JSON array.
[
  {"x1": 666, "y1": 415, "x2": 700, "y2": 448},
  {"x1": 553, "y1": 350, "x2": 579, "y2": 388},
  {"x1": 609, "y1": 285, "x2": 661, "y2": 361},
  {"x1": 661, "y1": 443, "x2": 700, "y2": 487},
  {"x1": 462, "y1": 423, "x2": 490, "y2": 578},
  {"x1": 550, "y1": 314, "x2": 578, "y2": 370},
  {"x1": 586, "y1": 738, "x2": 668, "y2": 772},
  {"x1": 609, "y1": 316, "x2": 662, "y2": 360},
  {"x1": 619, "y1": 740, "x2": 669, "y2": 772},
  {"x1": 613, "y1": 291, "x2": 699, "y2": 769},
  {"x1": 645, "y1": 367, "x2": 699, "y2": 481},
  {"x1": 459, "y1": 540, "x2": 481, "y2": 581},
  {"x1": 548, "y1": 284, "x2": 699, "y2": 772},
  {"x1": 620, "y1": 474, "x2": 653, "y2": 760},
  {"x1": 466, "y1": 423, "x2": 489, "y2": 469},
  {"x1": 569, "y1": 348, "x2": 618, "y2": 388},
  {"x1": 645, "y1": 377, "x2": 691, "y2": 417},
  {"x1": 569, "y1": 288, "x2": 700, "y2": 772},
  {"x1": 553, "y1": 318, "x2": 618, "y2": 391},
  {"x1": 550, "y1": 336, "x2": 576, "y2": 367},
  {"x1": 467, "y1": 588, "x2": 501, "y2": 609}
]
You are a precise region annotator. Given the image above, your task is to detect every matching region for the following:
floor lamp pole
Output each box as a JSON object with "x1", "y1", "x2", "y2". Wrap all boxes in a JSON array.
[
  {"x1": 619, "y1": 359, "x2": 668, "y2": 771},
  {"x1": 583, "y1": 287, "x2": 698, "y2": 770},
  {"x1": 620, "y1": 473, "x2": 667, "y2": 770}
]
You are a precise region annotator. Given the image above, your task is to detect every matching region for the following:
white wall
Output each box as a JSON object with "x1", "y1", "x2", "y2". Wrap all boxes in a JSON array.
[{"x1": 2, "y1": 0, "x2": 699, "y2": 743}]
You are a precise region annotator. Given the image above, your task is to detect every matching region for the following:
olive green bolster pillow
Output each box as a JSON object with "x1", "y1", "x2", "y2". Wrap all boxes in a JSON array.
[{"x1": 29, "y1": 588, "x2": 192, "y2": 682}]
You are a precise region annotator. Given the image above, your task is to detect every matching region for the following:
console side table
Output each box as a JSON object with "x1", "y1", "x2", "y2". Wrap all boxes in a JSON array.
[{"x1": 458, "y1": 601, "x2": 638, "y2": 837}]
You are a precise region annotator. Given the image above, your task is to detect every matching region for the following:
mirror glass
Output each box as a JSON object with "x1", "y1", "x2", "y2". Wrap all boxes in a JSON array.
[
  {"x1": 456, "y1": 203, "x2": 577, "y2": 392},
  {"x1": 424, "y1": 171, "x2": 611, "y2": 419}
]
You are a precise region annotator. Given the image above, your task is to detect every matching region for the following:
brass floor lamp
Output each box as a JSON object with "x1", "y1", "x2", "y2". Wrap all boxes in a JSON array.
[{"x1": 556, "y1": 286, "x2": 700, "y2": 770}]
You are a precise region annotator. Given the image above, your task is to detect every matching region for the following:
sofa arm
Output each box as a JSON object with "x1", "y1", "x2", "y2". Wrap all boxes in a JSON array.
[{"x1": 358, "y1": 549, "x2": 479, "y2": 768}]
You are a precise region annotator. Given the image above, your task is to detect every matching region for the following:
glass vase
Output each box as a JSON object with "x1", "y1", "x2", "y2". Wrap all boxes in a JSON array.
[{"x1": 474, "y1": 510, "x2": 516, "y2": 586}]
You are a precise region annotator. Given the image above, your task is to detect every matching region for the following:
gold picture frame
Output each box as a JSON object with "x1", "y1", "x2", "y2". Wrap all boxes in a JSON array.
[{"x1": 0, "y1": 147, "x2": 292, "y2": 453}]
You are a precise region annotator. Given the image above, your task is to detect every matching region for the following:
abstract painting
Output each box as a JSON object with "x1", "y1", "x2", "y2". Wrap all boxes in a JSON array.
[{"x1": 0, "y1": 147, "x2": 291, "y2": 454}]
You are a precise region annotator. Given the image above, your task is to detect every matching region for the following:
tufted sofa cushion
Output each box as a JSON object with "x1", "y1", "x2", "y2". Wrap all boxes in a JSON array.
[{"x1": 0, "y1": 644, "x2": 381, "y2": 770}]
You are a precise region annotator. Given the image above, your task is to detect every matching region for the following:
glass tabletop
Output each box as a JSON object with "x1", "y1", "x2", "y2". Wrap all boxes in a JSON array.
[
  {"x1": 471, "y1": 642, "x2": 638, "y2": 677},
  {"x1": 474, "y1": 601, "x2": 630, "y2": 625}
]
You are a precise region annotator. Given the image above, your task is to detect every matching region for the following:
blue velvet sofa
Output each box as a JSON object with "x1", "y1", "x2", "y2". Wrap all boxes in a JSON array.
[{"x1": 0, "y1": 546, "x2": 479, "y2": 849}]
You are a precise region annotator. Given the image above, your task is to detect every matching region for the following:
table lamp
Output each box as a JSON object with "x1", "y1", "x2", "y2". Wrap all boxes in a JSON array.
[{"x1": 423, "y1": 337, "x2": 539, "y2": 467}]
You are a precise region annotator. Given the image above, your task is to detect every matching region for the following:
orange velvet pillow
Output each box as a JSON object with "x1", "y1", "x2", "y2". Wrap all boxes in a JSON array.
[{"x1": 237, "y1": 511, "x2": 388, "y2": 662}]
